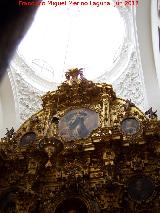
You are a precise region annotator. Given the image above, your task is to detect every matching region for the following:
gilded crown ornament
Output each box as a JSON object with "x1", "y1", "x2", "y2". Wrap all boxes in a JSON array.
[{"x1": 0, "y1": 68, "x2": 160, "y2": 212}]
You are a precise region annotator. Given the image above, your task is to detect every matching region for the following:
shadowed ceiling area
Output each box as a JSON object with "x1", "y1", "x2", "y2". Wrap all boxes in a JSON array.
[{"x1": 0, "y1": 0, "x2": 41, "y2": 81}]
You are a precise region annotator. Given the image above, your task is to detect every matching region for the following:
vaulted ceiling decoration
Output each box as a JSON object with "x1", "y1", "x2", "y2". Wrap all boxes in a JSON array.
[{"x1": 8, "y1": 0, "x2": 146, "y2": 124}]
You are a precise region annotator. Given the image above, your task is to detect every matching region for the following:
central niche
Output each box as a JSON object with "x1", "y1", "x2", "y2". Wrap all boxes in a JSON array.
[{"x1": 55, "y1": 198, "x2": 88, "y2": 213}]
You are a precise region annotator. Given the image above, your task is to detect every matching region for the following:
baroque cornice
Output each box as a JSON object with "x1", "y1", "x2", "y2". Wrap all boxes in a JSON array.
[
  {"x1": 112, "y1": 51, "x2": 145, "y2": 111},
  {"x1": 8, "y1": 53, "x2": 59, "y2": 123},
  {"x1": 96, "y1": 2, "x2": 146, "y2": 111},
  {"x1": 12, "y1": 53, "x2": 58, "y2": 92},
  {"x1": 8, "y1": 65, "x2": 43, "y2": 123},
  {"x1": 95, "y1": 1, "x2": 135, "y2": 83}
]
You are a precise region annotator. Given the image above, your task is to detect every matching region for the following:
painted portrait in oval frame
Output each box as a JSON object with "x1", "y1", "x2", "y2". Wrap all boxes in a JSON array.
[
  {"x1": 58, "y1": 108, "x2": 99, "y2": 141},
  {"x1": 121, "y1": 117, "x2": 140, "y2": 135},
  {"x1": 20, "y1": 132, "x2": 36, "y2": 146},
  {"x1": 127, "y1": 175, "x2": 155, "y2": 202}
]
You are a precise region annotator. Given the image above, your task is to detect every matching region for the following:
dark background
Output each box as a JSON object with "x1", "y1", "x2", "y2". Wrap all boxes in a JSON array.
[{"x1": 0, "y1": 0, "x2": 41, "y2": 81}]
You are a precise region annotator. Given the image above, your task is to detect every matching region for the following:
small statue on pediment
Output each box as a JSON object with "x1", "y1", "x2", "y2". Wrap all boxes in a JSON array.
[
  {"x1": 145, "y1": 107, "x2": 157, "y2": 119},
  {"x1": 123, "y1": 99, "x2": 135, "y2": 111},
  {"x1": 5, "y1": 127, "x2": 15, "y2": 139}
]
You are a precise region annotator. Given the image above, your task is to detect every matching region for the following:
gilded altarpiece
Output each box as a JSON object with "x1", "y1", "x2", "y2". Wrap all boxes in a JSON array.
[{"x1": 0, "y1": 69, "x2": 159, "y2": 213}]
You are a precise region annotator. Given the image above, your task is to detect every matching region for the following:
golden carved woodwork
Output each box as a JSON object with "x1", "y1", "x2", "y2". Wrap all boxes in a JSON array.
[{"x1": 0, "y1": 68, "x2": 159, "y2": 212}]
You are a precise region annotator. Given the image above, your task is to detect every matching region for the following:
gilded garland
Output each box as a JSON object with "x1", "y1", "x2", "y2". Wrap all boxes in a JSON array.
[{"x1": 0, "y1": 68, "x2": 159, "y2": 213}]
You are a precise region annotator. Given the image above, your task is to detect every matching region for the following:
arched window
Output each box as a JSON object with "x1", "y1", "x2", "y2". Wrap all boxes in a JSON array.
[
  {"x1": 17, "y1": 0, "x2": 125, "y2": 83},
  {"x1": 8, "y1": 1, "x2": 146, "y2": 123}
]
